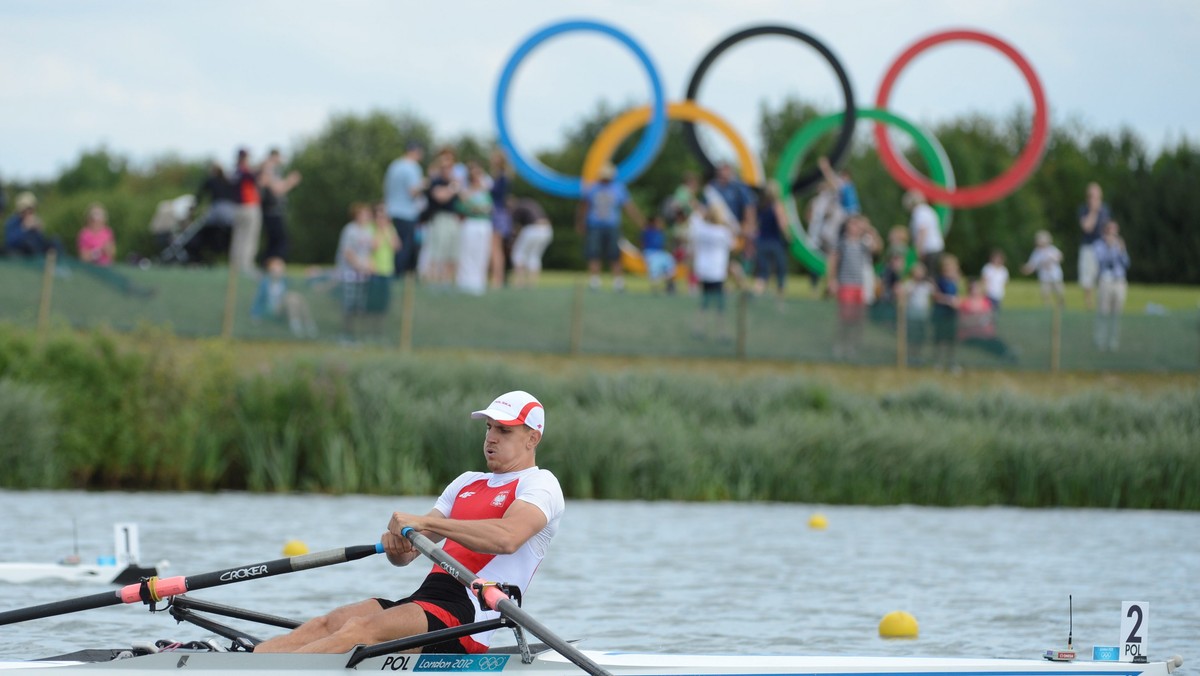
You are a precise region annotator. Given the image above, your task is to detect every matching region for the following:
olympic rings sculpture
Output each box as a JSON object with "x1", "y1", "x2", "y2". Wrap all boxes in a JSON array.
[{"x1": 493, "y1": 18, "x2": 1049, "y2": 255}]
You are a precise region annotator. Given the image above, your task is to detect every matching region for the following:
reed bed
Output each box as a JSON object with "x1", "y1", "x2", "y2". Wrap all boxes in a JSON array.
[{"x1": 0, "y1": 325, "x2": 1196, "y2": 509}]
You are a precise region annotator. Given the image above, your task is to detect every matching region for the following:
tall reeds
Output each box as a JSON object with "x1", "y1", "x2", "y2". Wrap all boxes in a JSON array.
[{"x1": 0, "y1": 324, "x2": 1197, "y2": 509}]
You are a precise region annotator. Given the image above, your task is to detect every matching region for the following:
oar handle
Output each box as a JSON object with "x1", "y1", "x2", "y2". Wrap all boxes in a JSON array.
[
  {"x1": 399, "y1": 528, "x2": 610, "y2": 676},
  {"x1": 0, "y1": 543, "x2": 384, "y2": 626}
]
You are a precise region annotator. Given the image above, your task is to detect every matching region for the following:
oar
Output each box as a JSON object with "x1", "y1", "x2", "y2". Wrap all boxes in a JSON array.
[
  {"x1": 399, "y1": 527, "x2": 610, "y2": 676},
  {"x1": 0, "y1": 543, "x2": 383, "y2": 627}
]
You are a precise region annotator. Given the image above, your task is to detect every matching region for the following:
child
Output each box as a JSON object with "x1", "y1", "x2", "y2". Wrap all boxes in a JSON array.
[
  {"x1": 981, "y1": 248, "x2": 1009, "y2": 310},
  {"x1": 901, "y1": 262, "x2": 934, "y2": 365},
  {"x1": 958, "y1": 278, "x2": 1015, "y2": 360},
  {"x1": 334, "y1": 202, "x2": 376, "y2": 343},
  {"x1": 642, "y1": 214, "x2": 676, "y2": 294},
  {"x1": 251, "y1": 257, "x2": 318, "y2": 338},
  {"x1": 365, "y1": 203, "x2": 401, "y2": 337},
  {"x1": 932, "y1": 254, "x2": 961, "y2": 372},
  {"x1": 688, "y1": 202, "x2": 738, "y2": 342},
  {"x1": 826, "y1": 214, "x2": 881, "y2": 359},
  {"x1": 1021, "y1": 230, "x2": 1065, "y2": 307}
]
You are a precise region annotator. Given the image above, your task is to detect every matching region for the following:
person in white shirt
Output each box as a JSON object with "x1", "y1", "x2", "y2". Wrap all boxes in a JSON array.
[
  {"x1": 688, "y1": 202, "x2": 738, "y2": 342},
  {"x1": 1020, "y1": 230, "x2": 1065, "y2": 307},
  {"x1": 981, "y1": 249, "x2": 1009, "y2": 311},
  {"x1": 903, "y1": 189, "x2": 943, "y2": 274}
]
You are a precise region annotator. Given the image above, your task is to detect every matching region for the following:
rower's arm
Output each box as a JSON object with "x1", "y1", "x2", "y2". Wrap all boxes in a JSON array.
[{"x1": 390, "y1": 500, "x2": 548, "y2": 556}]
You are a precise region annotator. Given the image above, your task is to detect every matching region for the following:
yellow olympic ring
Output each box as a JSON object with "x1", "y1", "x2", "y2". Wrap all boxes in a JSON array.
[{"x1": 581, "y1": 100, "x2": 762, "y2": 186}]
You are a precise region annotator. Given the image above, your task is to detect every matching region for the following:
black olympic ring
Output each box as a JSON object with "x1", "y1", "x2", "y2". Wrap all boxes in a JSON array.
[{"x1": 682, "y1": 24, "x2": 857, "y2": 195}]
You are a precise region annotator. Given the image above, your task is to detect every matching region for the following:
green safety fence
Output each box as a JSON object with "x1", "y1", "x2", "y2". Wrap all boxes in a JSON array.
[{"x1": 2, "y1": 257, "x2": 1197, "y2": 373}]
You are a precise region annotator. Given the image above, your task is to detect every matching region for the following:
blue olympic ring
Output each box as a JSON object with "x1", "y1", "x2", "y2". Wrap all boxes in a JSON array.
[{"x1": 493, "y1": 19, "x2": 668, "y2": 199}]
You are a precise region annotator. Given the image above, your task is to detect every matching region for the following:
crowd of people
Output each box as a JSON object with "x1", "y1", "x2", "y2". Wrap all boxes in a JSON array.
[{"x1": 1, "y1": 142, "x2": 1135, "y2": 359}]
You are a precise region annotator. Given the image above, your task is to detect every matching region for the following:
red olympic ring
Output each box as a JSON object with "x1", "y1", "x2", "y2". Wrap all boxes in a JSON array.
[{"x1": 873, "y1": 29, "x2": 1049, "y2": 209}]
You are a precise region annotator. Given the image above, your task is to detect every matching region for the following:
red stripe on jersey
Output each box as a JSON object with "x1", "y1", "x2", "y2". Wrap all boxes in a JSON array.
[{"x1": 432, "y1": 477, "x2": 520, "y2": 576}]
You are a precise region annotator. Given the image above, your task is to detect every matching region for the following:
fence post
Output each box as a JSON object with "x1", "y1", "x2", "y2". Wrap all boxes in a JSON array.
[
  {"x1": 735, "y1": 291, "x2": 748, "y2": 359},
  {"x1": 896, "y1": 290, "x2": 907, "y2": 370},
  {"x1": 569, "y1": 282, "x2": 584, "y2": 355},
  {"x1": 399, "y1": 272, "x2": 416, "y2": 353},
  {"x1": 221, "y1": 262, "x2": 238, "y2": 339},
  {"x1": 37, "y1": 250, "x2": 57, "y2": 339},
  {"x1": 1050, "y1": 302, "x2": 1062, "y2": 373}
]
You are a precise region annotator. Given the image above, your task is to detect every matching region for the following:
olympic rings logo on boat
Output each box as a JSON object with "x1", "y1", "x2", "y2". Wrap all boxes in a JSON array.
[
  {"x1": 493, "y1": 18, "x2": 1049, "y2": 213},
  {"x1": 477, "y1": 656, "x2": 509, "y2": 670}
]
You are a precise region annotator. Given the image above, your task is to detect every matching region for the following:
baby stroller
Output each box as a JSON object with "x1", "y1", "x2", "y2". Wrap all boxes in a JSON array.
[{"x1": 153, "y1": 194, "x2": 233, "y2": 265}]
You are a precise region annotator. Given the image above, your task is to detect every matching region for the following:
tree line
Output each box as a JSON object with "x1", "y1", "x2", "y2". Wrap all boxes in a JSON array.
[{"x1": 4, "y1": 100, "x2": 1197, "y2": 283}]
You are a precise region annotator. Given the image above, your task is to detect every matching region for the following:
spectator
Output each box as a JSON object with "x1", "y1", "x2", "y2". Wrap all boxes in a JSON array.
[
  {"x1": 488, "y1": 149, "x2": 513, "y2": 289},
  {"x1": 981, "y1": 248, "x2": 1009, "y2": 310},
  {"x1": 932, "y1": 253, "x2": 962, "y2": 372},
  {"x1": 958, "y1": 278, "x2": 1016, "y2": 361},
  {"x1": 4, "y1": 192, "x2": 61, "y2": 257},
  {"x1": 383, "y1": 141, "x2": 426, "y2": 277},
  {"x1": 251, "y1": 256, "x2": 318, "y2": 339},
  {"x1": 641, "y1": 214, "x2": 676, "y2": 294},
  {"x1": 77, "y1": 203, "x2": 116, "y2": 266},
  {"x1": 258, "y1": 148, "x2": 302, "y2": 263},
  {"x1": 576, "y1": 162, "x2": 644, "y2": 292},
  {"x1": 508, "y1": 196, "x2": 554, "y2": 289},
  {"x1": 1078, "y1": 182, "x2": 1111, "y2": 310},
  {"x1": 807, "y1": 178, "x2": 845, "y2": 258},
  {"x1": 1020, "y1": 230, "x2": 1065, "y2": 307},
  {"x1": 871, "y1": 250, "x2": 905, "y2": 325},
  {"x1": 817, "y1": 155, "x2": 861, "y2": 219},
  {"x1": 364, "y1": 203, "x2": 401, "y2": 336},
  {"x1": 752, "y1": 180, "x2": 791, "y2": 308},
  {"x1": 189, "y1": 161, "x2": 237, "y2": 261},
  {"x1": 230, "y1": 148, "x2": 263, "y2": 275},
  {"x1": 688, "y1": 202, "x2": 738, "y2": 342},
  {"x1": 903, "y1": 189, "x2": 943, "y2": 275},
  {"x1": 456, "y1": 162, "x2": 493, "y2": 296},
  {"x1": 900, "y1": 261, "x2": 935, "y2": 365},
  {"x1": 706, "y1": 161, "x2": 756, "y2": 289},
  {"x1": 826, "y1": 214, "x2": 881, "y2": 359},
  {"x1": 334, "y1": 203, "x2": 376, "y2": 343},
  {"x1": 422, "y1": 148, "x2": 463, "y2": 287},
  {"x1": 1093, "y1": 220, "x2": 1131, "y2": 351}
]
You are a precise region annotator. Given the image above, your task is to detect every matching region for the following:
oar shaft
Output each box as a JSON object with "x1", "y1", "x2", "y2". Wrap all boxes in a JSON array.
[
  {"x1": 400, "y1": 528, "x2": 609, "y2": 676},
  {"x1": 0, "y1": 590, "x2": 121, "y2": 626},
  {"x1": 119, "y1": 544, "x2": 383, "y2": 604},
  {"x1": 0, "y1": 543, "x2": 383, "y2": 626}
]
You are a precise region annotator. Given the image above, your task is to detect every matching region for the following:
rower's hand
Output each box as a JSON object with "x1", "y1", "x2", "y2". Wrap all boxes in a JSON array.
[
  {"x1": 381, "y1": 530, "x2": 414, "y2": 556},
  {"x1": 388, "y1": 511, "x2": 428, "y2": 537}
]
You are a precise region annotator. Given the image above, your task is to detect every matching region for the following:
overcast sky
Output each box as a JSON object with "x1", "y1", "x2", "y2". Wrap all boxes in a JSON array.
[{"x1": 2, "y1": 0, "x2": 1197, "y2": 182}]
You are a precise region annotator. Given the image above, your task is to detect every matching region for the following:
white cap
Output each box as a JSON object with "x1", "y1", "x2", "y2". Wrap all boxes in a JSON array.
[{"x1": 470, "y1": 390, "x2": 545, "y2": 435}]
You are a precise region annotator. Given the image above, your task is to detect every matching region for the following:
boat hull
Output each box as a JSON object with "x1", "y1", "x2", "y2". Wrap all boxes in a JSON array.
[{"x1": 0, "y1": 650, "x2": 1180, "y2": 676}]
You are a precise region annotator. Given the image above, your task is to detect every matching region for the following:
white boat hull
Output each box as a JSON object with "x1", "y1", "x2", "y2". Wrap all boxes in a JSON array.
[
  {"x1": 0, "y1": 562, "x2": 160, "y2": 586},
  {"x1": 0, "y1": 649, "x2": 1182, "y2": 676}
]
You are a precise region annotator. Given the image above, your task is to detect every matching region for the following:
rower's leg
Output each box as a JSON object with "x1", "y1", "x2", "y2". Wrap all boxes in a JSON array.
[
  {"x1": 254, "y1": 599, "x2": 382, "y2": 653},
  {"x1": 292, "y1": 602, "x2": 429, "y2": 654}
]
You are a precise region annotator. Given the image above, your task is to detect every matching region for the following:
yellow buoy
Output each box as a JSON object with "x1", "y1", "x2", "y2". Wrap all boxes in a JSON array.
[
  {"x1": 879, "y1": 610, "x2": 919, "y2": 638},
  {"x1": 283, "y1": 539, "x2": 310, "y2": 556},
  {"x1": 808, "y1": 513, "x2": 828, "y2": 530}
]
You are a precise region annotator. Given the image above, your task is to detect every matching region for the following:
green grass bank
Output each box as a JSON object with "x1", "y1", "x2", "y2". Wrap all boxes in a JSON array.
[{"x1": 0, "y1": 324, "x2": 1197, "y2": 509}]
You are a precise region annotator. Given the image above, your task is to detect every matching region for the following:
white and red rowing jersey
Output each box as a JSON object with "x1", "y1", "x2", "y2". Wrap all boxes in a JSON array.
[{"x1": 431, "y1": 466, "x2": 564, "y2": 646}]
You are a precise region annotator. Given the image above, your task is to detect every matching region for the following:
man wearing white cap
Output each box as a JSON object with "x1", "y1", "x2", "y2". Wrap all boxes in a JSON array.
[{"x1": 255, "y1": 391, "x2": 563, "y2": 655}]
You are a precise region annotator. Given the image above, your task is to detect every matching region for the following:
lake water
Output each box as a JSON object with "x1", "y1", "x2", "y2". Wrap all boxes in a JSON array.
[{"x1": 0, "y1": 491, "x2": 1196, "y2": 670}]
